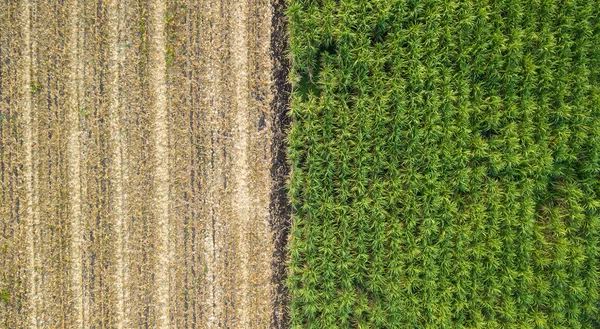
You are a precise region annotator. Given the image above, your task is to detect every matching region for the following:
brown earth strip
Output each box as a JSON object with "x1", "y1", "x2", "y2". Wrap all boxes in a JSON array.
[
  {"x1": 247, "y1": 0, "x2": 279, "y2": 326},
  {"x1": 269, "y1": 0, "x2": 292, "y2": 327},
  {"x1": 0, "y1": 2, "x2": 32, "y2": 327},
  {"x1": 20, "y1": 0, "x2": 37, "y2": 327},
  {"x1": 107, "y1": 0, "x2": 128, "y2": 327},
  {"x1": 79, "y1": 1, "x2": 112, "y2": 325},
  {"x1": 31, "y1": 1, "x2": 72, "y2": 325},
  {"x1": 149, "y1": 0, "x2": 171, "y2": 327},
  {"x1": 204, "y1": 1, "x2": 227, "y2": 325},
  {"x1": 232, "y1": 0, "x2": 252, "y2": 326},
  {"x1": 67, "y1": 0, "x2": 83, "y2": 326},
  {"x1": 0, "y1": 2, "x2": 21, "y2": 326}
]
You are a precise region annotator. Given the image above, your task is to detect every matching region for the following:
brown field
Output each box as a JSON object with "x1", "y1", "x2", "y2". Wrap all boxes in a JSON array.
[{"x1": 0, "y1": 0, "x2": 290, "y2": 328}]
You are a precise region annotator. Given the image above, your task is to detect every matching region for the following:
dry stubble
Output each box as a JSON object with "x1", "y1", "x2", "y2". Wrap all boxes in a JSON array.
[
  {"x1": 0, "y1": 0, "x2": 290, "y2": 327},
  {"x1": 67, "y1": 0, "x2": 83, "y2": 327},
  {"x1": 20, "y1": 0, "x2": 37, "y2": 327}
]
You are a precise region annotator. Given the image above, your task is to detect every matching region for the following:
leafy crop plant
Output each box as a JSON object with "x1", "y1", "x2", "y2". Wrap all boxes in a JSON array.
[{"x1": 287, "y1": 0, "x2": 600, "y2": 327}]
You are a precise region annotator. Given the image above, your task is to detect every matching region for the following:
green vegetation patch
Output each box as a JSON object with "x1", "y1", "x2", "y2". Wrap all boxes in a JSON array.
[{"x1": 287, "y1": 0, "x2": 600, "y2": 327}]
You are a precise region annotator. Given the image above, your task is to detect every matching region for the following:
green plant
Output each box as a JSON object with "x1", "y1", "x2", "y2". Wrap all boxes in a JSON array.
[
  {"x1": 287, "y1": 0, "x2": 600, "y2": 327},
  {"x1": 0, "y1": 289, "x2": 8, "y2": 303}
]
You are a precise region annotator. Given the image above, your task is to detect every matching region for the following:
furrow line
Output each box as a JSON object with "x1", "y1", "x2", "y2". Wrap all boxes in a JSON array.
[
  {"x1": 268, "y1": 1, "x2": 291, "y2": 327},
  {"x1": 150, "y1": 0, "x2": 170, "y2": 327},
  {"x1": 232, "y1": 0, "x2": 251, "y2": 327},
  {"x1": 204, "y1": 0, "x2": 220, "y2": 326},
  {"x1": 108, "y1": 0, "x2": 128, "y2": 327},
  {"x1": 20, "y1": 0, "x2": 36, "y2": 327},
  {"x1": 67, "y1": 0, "x2": 83, "y2": 327}
]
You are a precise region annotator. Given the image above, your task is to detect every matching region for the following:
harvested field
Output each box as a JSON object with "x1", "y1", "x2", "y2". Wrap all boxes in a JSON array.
[{"x1": 0, "y1": 0, "x2": 290, "y2": 328}]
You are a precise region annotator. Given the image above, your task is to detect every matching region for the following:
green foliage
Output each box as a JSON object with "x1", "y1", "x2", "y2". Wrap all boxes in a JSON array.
[
  {"x1": 287, "y1": 0, "x2": 600, "y2": 327},
  {"x1": 30, "y1": 82, "x2": 41, "y2": 95},
  {"x1": 0, "y1": 290, "x2": 7, "y2": 303}
]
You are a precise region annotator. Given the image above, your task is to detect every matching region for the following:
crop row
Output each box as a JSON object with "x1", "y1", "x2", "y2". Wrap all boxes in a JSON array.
[{"x1": 287, "y1": 0, "x2": 600, "y2": 327}]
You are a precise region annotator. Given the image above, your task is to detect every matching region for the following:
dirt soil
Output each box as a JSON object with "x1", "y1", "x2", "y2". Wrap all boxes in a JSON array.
[{"x1": 0, "y1": 0, "x2": 290, "y2": 328}]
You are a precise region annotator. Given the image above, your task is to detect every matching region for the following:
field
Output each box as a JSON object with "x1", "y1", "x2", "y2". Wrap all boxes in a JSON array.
[
  {"x1": 287, "y1": 0, "x2": 600, "y2": 328},
  {"x1": 0, "y1": 0, "x2": 290, "y2": 328},
  {"x1": 2, "y1": 0, "x2": 600, "y2": 328}
]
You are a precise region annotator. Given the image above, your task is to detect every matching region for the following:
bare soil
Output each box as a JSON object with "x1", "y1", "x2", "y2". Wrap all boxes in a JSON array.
[{"x1": 0, "y1": 0, "x2": 290, "y2": 328}]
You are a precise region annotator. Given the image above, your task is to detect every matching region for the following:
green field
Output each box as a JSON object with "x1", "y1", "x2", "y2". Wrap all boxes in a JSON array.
[{"x1": 287, "y1": 0, "x2": 600, "y2": 327}]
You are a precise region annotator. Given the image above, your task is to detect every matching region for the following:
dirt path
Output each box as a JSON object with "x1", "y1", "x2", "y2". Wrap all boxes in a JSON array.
[
  {"x1": 204, "y1": 2, "x2": 223, "y2": 326},
  {"x1": 0, "y1": 0, "x2": 290, "y2": 327},
  {"x1": 149, "y1": 0, "x2": 171, "y2": 327},
  {"x1": 232, "y1": 0, "x2": 251, "y2": 326},
  {"x1": 107, "y1": 0, "x2": 128, "y2": 327},
  {"x1": 67, "y1": 0, "x2": 83, "y2": 327},
  {"x1": 20, "y1": 0, "x2": 37, "y2": 327}
]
